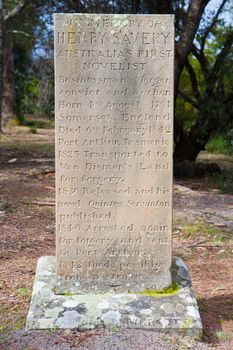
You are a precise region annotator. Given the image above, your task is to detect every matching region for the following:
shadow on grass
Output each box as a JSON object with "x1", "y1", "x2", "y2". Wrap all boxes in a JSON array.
[{"x1": 198, "y1": 293, "x2": 233, "y2": 344}]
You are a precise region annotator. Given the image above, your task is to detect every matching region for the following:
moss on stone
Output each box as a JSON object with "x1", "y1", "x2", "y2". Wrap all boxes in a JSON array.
[
  {"x1": 133, "y1": 283, "x2": 180, "y2": 297},
  {"x1": 51, "y1": 287, "x2": 77, "y2": 296},
  {"x1": 60, "y1": 291, "x2": 77, "y2": 297}
]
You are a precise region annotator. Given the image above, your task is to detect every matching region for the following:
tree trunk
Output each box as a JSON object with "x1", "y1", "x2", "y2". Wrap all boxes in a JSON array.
[
  {"x1": 2, "y1": 33, "x2": 16, "y2": 128},
  {"x1": 0, "y1": 0, "x2": 30, "y2": 131},
  {"x1": 173, "y1": 132, "x2": 205, "y2": 162},
  {"x1": 174, "y1": 93, "x2": 223, "y2": 162},
  {"x1": 175, "y1": 0, "x2": 210, "y2": 100},
  {"x1": 0, "y1": 0, "x2": 3, "y2": 132}
]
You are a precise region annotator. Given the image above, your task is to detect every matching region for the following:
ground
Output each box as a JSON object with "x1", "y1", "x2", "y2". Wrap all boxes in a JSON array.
[{"x1": 0, "y1": 126, "x2": 232, "y2": 350}]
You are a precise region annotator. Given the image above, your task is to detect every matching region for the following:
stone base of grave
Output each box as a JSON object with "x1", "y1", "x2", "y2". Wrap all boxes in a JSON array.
[{"x1": 26, "y1": 256, "x2": 202, "y2": 337}]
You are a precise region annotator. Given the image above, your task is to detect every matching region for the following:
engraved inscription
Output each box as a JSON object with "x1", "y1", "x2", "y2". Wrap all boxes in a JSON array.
[{"x1": 55, "y1": 14, "x2": 174, "y2": 293}]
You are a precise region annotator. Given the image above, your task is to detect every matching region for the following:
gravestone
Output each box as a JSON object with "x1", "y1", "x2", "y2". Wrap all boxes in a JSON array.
[
  {"x1": 55, "y1": 14, "x2": 173, "y2": 294},
  {"x1": 26, "y1": 14, "x2": 202, "y2": 336}
]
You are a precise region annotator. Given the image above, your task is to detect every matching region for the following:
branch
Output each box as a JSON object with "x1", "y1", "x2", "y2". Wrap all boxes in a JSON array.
[
  {"x1": 22, "y1": 201, "x2": 55, "y2": 206},
  {"x1": 145, "y1": 0, "x2": 172, "y2": 13},
  {"x1": 200, "y1": 0, "x2": 228, "y2": 52},
  {"x1": 185, "y1": 59, "x2": 200, "y2": 99},
  {"x1": 134, "y1": 0, "x2": 141, "y2": 14},
  {"x1": 4, "y1": 0, "x2": 29, "y2": 23},
  {"x1": 211, "y1": 29, "x2": 233, "y2": 81},
  {"x1": 192, "y1": 43, "x2": 211, "y2": 78},
  {"x1": 175, "y1": 0, "x2": 210, "y2": 99},
  {"x1": 12, "y1": 30, "x2": 30, "y2": 37},
  {"x1": 176, "y1": 0, "x2": 210, "y2": 68},
  {"x1": 178, "y1": 89, "x2": 199, "y2": 109}
]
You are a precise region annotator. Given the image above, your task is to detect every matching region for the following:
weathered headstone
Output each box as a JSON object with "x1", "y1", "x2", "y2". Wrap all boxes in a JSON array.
[
  {"x1": 26, "y1": 14, "x2": 202, "y2": 336},
  {"x1": 55, "y1": 14, "x2": 174, "y2": 293}
]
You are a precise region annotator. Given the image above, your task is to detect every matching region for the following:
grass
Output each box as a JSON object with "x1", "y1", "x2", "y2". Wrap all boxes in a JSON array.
[
  {"x1": 16, "y1": 287, "x2": 32, "y2": 297},
  {"x1": 0, "y1": 315, "x2": 26, "y2": 334},
  {"x1": 0, "y1": 334, "x2": 9, "y2": 345},
  {"x1": 182, "y1": 222, "x2": 224, "y2": 237},
  {"x1": 14, "y1": 315, "x2": 27, "y2": 330},
  {"x1": 0, "y1": 201, "x2": 9, "y2": 211},
  {"x1": 0, "y1": 287, "x2": 31, "y2": 337},
  {"x1": 206, "y1": 133, "x2": 233, "y2": 155},
  {"x1": 213, "y1": 330, "x2": 231, "y2": 341},
  {"x1": 181, "y1": 221, "x2": 231, "y2": 250},
  {"x1": 160, "y1": 335, "x2": 173, "y2": 343},
  {"x1": 0, "y1": 139, "x2": 55, "y2": 157},
  {"x1": 0, "y1": 305, "x2": 27, "y2": 336}
]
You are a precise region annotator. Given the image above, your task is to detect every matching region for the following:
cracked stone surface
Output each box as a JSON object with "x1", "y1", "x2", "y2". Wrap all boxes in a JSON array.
[{"x1": 26, "y1": 256, "x2": 202, "y2": 337}]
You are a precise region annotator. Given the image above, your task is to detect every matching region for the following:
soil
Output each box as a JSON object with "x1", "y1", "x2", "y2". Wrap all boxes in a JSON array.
[{"x1": 0, "y1": 127, "x2": 232, "y2": 350}]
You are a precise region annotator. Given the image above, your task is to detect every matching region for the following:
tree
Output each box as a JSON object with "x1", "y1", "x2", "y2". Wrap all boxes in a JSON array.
[
  {"x1": 0, "y1": 0, "x2": 4, "y2": 132},
  {"x1": 0, "y1": 0, "x2": 30, "y2": 131},
  {"x1": 174, "y1": 0, "x2": 233, "y2": 160},
  {"x1": 45, "y1": 0, "x2": 232, "y2": 162},
  {"x1": 2, "y1": 30, "x2": 15, "y2": 125},
  {"x1": 1, "y1": 0, "x2": 232, "y2": 165}
]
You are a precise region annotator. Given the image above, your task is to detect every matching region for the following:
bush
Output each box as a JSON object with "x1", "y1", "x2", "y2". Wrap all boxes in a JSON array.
[
  {"x1": 30, "y1": 126, "x2": 37, "y2": 134},
  {"x1": 206, "y1": 133, "x2": 233, "y2": 154}
]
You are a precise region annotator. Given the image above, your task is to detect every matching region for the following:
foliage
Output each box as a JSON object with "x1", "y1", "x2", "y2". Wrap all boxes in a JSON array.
[
  {"x1": 15, "y1": 71, "x2": 54, "y2": 119},
  {"x1": 15, "y1": 74, "x2": 40, "y2": 118},
  {"x1": 21, "y1": 117, "x2": 54, "y2": 129},
  {"x1": 213, "y1": 330, "x2": 231, "y2": 341},
  {"x1": 182, "y1": 222, "x2": 224, "y2": 237},
  {"x1": 0, "y1": 0, "x2": 233, "y2": 162},
  {"x1": 13, "y1": 1, "x2": 54, "y2": 120},
  {"x1": 175, "y1": 15, "x2": 233, "y2": 161},
  {"x1": 29, "y1": 126, "x2": 37, "y2": 133},
  {"x1": 206, "y1": 133, "x2": 233, "y2": 154}
]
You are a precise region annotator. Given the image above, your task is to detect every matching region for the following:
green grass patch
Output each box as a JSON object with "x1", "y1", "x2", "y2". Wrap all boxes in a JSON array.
[
  {"x1": 182, "y1": 222, "x2": 223, "y2": 237},
  {"x1": 182, "y1": 222, "x2": 231, "y2": 249},
  {"x1": 0, "y1": 334, "x2": 9, "y2": 345},
  {"x1": 13, "y1": 315, "x2": 26, "y2": 330},
  {"x1": 16, "y1": 287, "x2": 31, "y2": 297},
  {"x1": 0, "y1": 325, "x2": 11, "y2": 335},
  {"x1": 213, "y1": 330, "x2": 231, "y2": 341}
]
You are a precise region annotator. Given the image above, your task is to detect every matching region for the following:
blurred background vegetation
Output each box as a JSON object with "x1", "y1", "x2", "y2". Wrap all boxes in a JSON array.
[{"x1": 0, "y1": 0, "x2": 232, "y2": 161}]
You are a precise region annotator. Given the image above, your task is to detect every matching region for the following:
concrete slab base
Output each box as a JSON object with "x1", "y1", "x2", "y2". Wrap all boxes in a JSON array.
[{"x1": 26, "y1": 256, "x2": 202, "y2": 337}]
